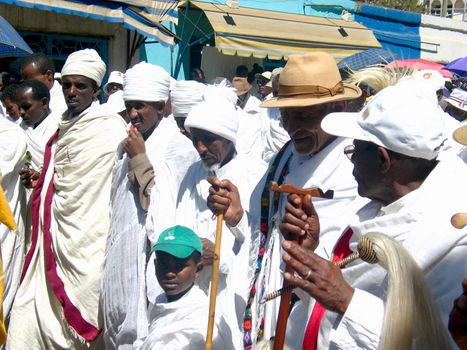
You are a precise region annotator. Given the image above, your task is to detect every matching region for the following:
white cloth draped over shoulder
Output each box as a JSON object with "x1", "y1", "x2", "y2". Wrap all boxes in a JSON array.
[
  {"x1": 0, "y1": 118, "x2": 27, "y2": 321},
  {"x1": 245, "y1": 138, "x2": 369, "y2": 347},
  {"x1": 6, "y1": 101, "x2": 127, "y2": 350},
  {"x1": 23, "y1": 110, "x2": 61, "y2": 171},
  {"x1": 102, "y1": 117, "x2": 198, "y2": 350},
  {"x1": 134, "y1": 285, "x2": 220, "y2": 350},
  {"x1": 259, "y1": 102, "x2": 290, "y2": 163},
  {"x1": 50, "y1": 81, "x2": 67, "y2": 116},
  {"x1": 317, "y1": 155, "x2": 467, "y2": 350}
]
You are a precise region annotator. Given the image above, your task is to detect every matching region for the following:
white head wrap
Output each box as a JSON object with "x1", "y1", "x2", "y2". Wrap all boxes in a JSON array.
[
  {"x1": 171, "y1": 80, "x2": 206, "y2": 118},
  {"x1": 123, "y1": 62, "x2": 170, "y2": 102},
  {"x1": 61, "y1": 49, "x2": 106, "y2": 87},
  {"x1": 184, "y1": 97, "x2": 239, "y2": 144},
  {"x1": 104, "y1": 90, "x2": 126, "y2": 113}
]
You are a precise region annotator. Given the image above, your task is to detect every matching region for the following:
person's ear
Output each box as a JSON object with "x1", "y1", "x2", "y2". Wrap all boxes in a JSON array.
[
  {"x1": 377, "y1": 147, "x2": 392, "y2": 174},
  {"x1": 46, "y1": 69, "x2": 54, "y2": 84},
  {"x1": 195, "y1": 261, "x2": 203, "y2": 278},
  {"x1": 92, "y1": 86, "x2": 100, "y2": 99},
  {"x1": 41, "y1": 97, "x2": 49, "y2": 109}
]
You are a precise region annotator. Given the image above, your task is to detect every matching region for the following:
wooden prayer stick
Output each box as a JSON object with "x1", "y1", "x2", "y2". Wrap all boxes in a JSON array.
[
  {"x1": 271, "y1": 182, "x2": 333, "y2": 350},
  {"x1": 205, "y1": 213, "x2": 223, "y2": 350},
  {"x1": 451, "y1": 213, "x2": 467, "y2": 229}
]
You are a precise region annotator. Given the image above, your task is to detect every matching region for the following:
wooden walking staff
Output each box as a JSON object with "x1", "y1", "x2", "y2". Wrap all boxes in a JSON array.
[
  {"x1": 205, "y1": 212, "x2": 223, "y2": 350},
  {"x1": 270, "y1": 181, "x2": 334, "y2": 350}
]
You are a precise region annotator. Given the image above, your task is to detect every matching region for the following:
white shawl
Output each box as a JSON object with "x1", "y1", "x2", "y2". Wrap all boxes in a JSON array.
[
  {"x1": 6, "y1": 102, "x2": 127, "y2": 349},
  {"x1": 0, "y1": 118, "x2": 27, "y2": 320}
]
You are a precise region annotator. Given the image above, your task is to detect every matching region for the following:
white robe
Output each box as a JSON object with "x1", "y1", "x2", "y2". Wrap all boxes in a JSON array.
[
  {"x1": 258, "y1": 97, "x2": 289, "y2": 163},
  {"x1": 6, "y1": 102, "x2": 127, "y2": 349},
  {"x1": 0, "y1": 118, "x2": 27, "y2": 321},
  {"x1": 23, "y1": 110, "x2": 61, "y2": 172},
  {"x1": 246, "y1": 138, "x2": 369, "y2": 347},
  {"x1": 49, "y1": 81, "x2": 67, "y2": 116},
  {"x1": 134, "y1": 285, "x2": 220, "y2": 350},
  {"x1": 150, "y1": 154, "x2": 267, "y2": 349},
  {"x1": 102, "y1": 117, "x2": 198, "y2": 350},
  {"x1": 317, "y1": 155, "x2": 467, "y2": 350}
]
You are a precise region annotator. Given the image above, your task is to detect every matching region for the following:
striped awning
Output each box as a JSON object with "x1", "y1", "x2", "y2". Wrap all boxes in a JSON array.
[
  {"x1": 0, "y1": 0, "x2": 178, "y2": 46},
  {"x1": 184, "y1": 1, "x2": 381, "y2": 60}
]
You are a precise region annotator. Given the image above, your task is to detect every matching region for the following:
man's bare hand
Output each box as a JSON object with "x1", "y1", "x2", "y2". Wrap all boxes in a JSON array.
[
  {"x1": 201, "y1": 238, "x2": 215, "y2": 267},
  {"x1": 206, "y1": 176, "x2": 244, "y2": 227},
  {"x1": 279, "y1": 193, "x2": 319, "y2": 251},
  {"x1": 124, "y1": 128, "x2": 146, "y2": 158},
  {"x1": 449, "y1": 279, "x2": 467, "y2": 350},
  {"x1": 19, "y1": 168, "x2": 40, "y2": 189},
  {"x1": 282, "y1": 240, "x2": 354, "y2": 315}
]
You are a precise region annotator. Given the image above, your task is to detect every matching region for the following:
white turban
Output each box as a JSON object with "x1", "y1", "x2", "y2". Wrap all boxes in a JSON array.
[
  {"x1": 123, "y1": 62, "x2": 170, "y2": 102},
  {"x1": 61, "y1": 49, "x2": 106, "y2": 87},
  {"x1": 184, "y1": 99, "x2": 239, "y2": 144},
  {"x1": 171, "y1": 80, "x2": 206, "y2": 118}
]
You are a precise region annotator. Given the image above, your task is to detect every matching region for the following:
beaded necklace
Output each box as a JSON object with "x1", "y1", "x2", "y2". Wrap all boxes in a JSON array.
[{"x1": 243, "y1": 141, "x2": 292, "y2": 349}]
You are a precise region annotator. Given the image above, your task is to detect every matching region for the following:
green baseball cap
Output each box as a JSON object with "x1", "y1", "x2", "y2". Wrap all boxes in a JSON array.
[{"x1": 151, "y1": 225, "x2": 203, "y2": 259}]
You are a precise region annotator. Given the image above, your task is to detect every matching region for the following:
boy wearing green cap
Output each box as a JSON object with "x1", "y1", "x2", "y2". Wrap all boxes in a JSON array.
[{"x1": 134, "y1": 225, "x2": 219, "y2": 349}]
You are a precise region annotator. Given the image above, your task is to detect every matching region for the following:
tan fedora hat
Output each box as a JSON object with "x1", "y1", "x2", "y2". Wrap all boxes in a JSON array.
[
  {"x1": 232, "y1": 76, "x2": 252, "y2": 96},
  {"x1": 453, "y1": 124, "x2": 467, "y2": 146},
  {"x1": 261, "y1": 52, "x2": 361, "y2": 108}
]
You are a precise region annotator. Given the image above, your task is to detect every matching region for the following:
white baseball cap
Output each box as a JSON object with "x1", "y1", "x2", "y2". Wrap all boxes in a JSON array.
[
  {"x1": 413, "y1": 69, "x2": 446, "y2": 92},
  {"x1": 104, "y1": 71, "x2": 124, "y2": 94},
  {"x1": 322, "y1": 80, "x2": 447, "y2": 160}
]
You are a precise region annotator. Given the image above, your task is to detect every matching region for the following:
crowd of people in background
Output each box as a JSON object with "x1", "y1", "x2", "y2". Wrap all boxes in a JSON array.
[{"x1": 0, "y1": 48, "x2": 466, "y2": 350}]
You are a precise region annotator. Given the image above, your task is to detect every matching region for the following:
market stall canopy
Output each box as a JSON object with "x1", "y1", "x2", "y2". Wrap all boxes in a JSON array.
[
  {"x1": 181, "y1": 1, "x2": 381, "y2": 60},
  {"x1": 0, "y1": 0, "x2": 178, "y2": 46},
  {"x1": 0, "y1": 15, "x2": 32, "y2": 57}
]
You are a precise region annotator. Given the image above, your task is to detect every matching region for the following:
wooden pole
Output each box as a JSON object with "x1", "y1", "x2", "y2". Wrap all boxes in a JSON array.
[{"x1": 205, "y1": 213, "x2": 223, "y2": 350}]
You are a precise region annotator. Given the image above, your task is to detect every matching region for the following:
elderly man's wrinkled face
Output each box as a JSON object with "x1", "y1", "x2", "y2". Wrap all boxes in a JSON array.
[
  {"x1": 105, "y1": 83, "x2": 123, "y2": 97},
  {"x1": 281, "y1": 103, "x2": 337, "y2": 155},
  {"x1": 16, "y1": 87, "x2": 49, "y2": 127},
  {"x1": 190, "y1": 128, "x2": 235, "y2": 171},
  {"x1": 125, "y1": 100, "x2": 164, "y2": 137},
  {"x1": 62, "y1": 75, "x2": 98, "y2": 117}
]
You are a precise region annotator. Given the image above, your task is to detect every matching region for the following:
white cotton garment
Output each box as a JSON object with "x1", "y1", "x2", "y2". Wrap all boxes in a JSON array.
[
  {"x1": 318, "y1": 155, "x2": 467, "y2": 350},
  {"x1": 247, "y1": 138, "x2": 369, "y2": 348},
  {"x1": 0, "y1": 118, "x2": 27, "y2": 321},
  {"x1": 102, "y1": 116, "x2": 198, "y2": 349},
  {"x1": 6, "y1": 102, "x2": 127, "y2": 349},
  {"x1": 163, "y1": 153, "x2": 267, "y2": 350},
  {"x1": 133, "y1": 285, "x2": 220, "y2": 350}
]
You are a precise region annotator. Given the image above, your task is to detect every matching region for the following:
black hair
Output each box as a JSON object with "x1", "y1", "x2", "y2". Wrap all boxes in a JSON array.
[
  {"x1": 17, "y1": 79, "x2": 50, "y2": 101},
  {"x1": 1, "y1": 84, "x2": 19, "y2": 102},
  {"x1": 21, "y1": 52, "x2": 55, "y2": 75},
  {"x1": 235, "y1": 65, "x2": 249, "y2": 77}
]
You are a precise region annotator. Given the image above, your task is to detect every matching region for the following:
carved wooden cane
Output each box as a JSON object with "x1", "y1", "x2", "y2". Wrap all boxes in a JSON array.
[{"x1": 270, "y1": 182, "x2": 333, "y2": 350}]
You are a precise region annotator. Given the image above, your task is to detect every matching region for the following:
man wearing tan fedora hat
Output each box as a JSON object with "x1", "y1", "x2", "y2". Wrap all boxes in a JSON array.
[
  {"x1": 206, "y1": 52, "x2": 368, "y2": 348},
  {"x1": 232, "y1": 76, "x2": 261, "y2": 114}
]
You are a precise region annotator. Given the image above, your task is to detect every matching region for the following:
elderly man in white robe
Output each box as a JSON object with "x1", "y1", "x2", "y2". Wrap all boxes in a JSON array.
[
  {"x1": 6, "y1": 49, "x2": 128, "y2": 349},
  {"x1": 101, "y1": 62, "x2": 198, "y2": 350},
  {"x1": 169, "y1": 94, "x2": 267, "y2": 349},
  {"x1": 0, "y1": 117, "x2": 27, "y2": 324},
  {"x1": 207, "y1": 52, "x2": 369, "y2": 348},
  {"x1": 281, "y1": 80, "x2": 467, "y2": 349}
]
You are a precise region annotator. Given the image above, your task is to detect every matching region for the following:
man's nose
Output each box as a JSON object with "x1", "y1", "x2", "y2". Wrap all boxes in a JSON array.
[{"x1": 194, "y1": 140, "x2": 208, "y2": 154}]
